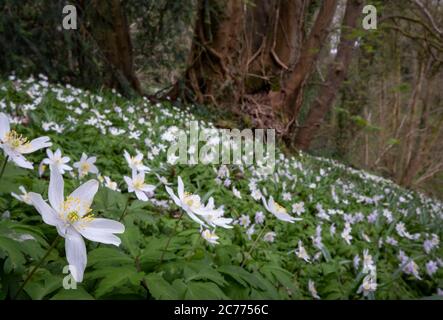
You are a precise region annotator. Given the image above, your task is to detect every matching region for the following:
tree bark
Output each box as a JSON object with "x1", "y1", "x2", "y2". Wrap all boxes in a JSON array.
[
  {"x1": 245, "y1": 0, "x2": 307, "y2": 93},
  {"x1": 278, "y1": 0, "x2": 339, "y2": 131},
  {"x1": 170, "y1": 0, "x2": 245, "y2": 104},
  {"x1": 400, "y1": 60, "x2": 431, "y2": 187},
  {"x1": 81, "y1": 0, "x2": 142, "y2": 96},
  {"x1": 293, "y1": 0, "x2": 364, "y2": 150}
]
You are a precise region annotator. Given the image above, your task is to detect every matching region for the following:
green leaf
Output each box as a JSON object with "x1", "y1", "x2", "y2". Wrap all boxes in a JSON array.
[
  {"x1": 87, "y1": 267, "x2": 145, "y2": 298},
  {"x1": 51, "y1": 287, "x2": 95, "y2": 300},
  {"x1": 145, "y1": 273, "x2": 181, "y2": 299},
  {"x1": 218, "y1": 265, "x2": 267, "y2": 291},
  {"x1": 183, "y1": 262, "x2": 227, "y2": 287},
  {"x1": 0, "y1": 236, "x2": 27, "y2": 273},
  {"x1": 260, "y1": 265, "x2": 298, "y2": 294},
  {"x1": 184, "y1": 281, "x2": 228, "y2": 300},
  {"x1": 24, "y1": 269, "x2": 61, "y2": 300},
  {"x1": 88, "y1": 247, "x2": 133, "y2": 268}
]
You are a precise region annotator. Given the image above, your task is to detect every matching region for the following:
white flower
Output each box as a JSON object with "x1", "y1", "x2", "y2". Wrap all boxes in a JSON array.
[
  {"x1": 308, "y1": 280, "x2": 320, "y2": 299},
  {"x1": 395, "y1": 222, "x2": 413, "y2": 240},
  {"x1": 201, "y1": 229, "x2": 219, "y2": 245},
  {"x1": 357, "y1": 270, "x2": 377, "y2": 296},
  {"x1": 296, "y1": 240, "x2": 311, "y2": 262},
  {"x1": 341, "y1": 222, "x2": 353, "y2": 245},
  {"x1": 250, "y1": 189, "x2": 262, "y2": 201},
  {"x1": 42, "y1": 149, "x2": 72, "y2": 174},
  {"x1": 28, "y1": 169, "x2": 125, "y2": 282},
  {"x1": 238, "y1": 214, "x2": 251, "y2": 228},
  {"x1": 199, "y1": 197, "x2": 233, "y2": 229},
  {"x1": 402, "y1": 259, "x2": 422, "y2": 280},
  {"x1": 292, "y1": 202, "x2": 305, "y2": 216},
  {"x1": 123, "y1": 150, "x2": 150, "y2": 172},
  {"x1": 11, "y1": 186, "x2": 32, "y2": 204},
  {"x1": 232, "y1": 186, "x2": 242, "y2": 199},
  {"x1": 330, "y1": 223, "x2": 336, "y2": 236},
  {"x1": 0, "y1": 112, "x2": 51, "y2": 169},
  {"x1": 73, "y1": 153, "x2": 98, "y2": 178},
  {"x1": 155, "y1": 174, "x2": 170, "y2": 185},
  {"x1": 254, "y1": 211, "x2": 265, "y2": 224},
  {"x1": 282, "y1": 192, "x2": 291, "y2": 201},
  {"x1": 124, "y1": 171, "x2": 155, "y2": 201},
  {"x1": 426, "y1": 260, "x2": 438, "y2": 277},
  {"x1": 263, "y1": 231, "x2": 276, "y2": 243},
  {"x1": 262, "y1": 196, "x2": 301, "y2": 223},
  {"x1": 362, "y1": 249, "x2": 375, "y2": 273},
  {"x1": 353, "y1": 254, "x2": 360, "y2": 270},
  {"x1": 165, "y1": 176, "x2": 207, "y2": 226},
  {"x1": 38, "y1": 160, "x2": 47, "y2": 177},
  {"x1": 104, "y1": 176, "x2": 120, "y2": 192},
  {"x1": 246, "y1": 224, "x2": 255, "y2": 240}
]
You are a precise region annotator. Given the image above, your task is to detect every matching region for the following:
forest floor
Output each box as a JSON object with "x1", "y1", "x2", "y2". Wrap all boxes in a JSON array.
[{"x1": 0, "y1": 75, "x2": 442, "y2": 300}]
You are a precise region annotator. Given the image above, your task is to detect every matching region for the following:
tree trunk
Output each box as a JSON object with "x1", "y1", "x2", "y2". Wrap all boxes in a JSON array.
[
  {"x1": 278, "y1": 0, "x2": 339, "y2": 133},
  {"x1": 400, "y1": 60, "x2": 431, "y2": 187},
  {"x1": 293, "y1": 0, "x2": 364, "y2": 150},
  {"x1": 245, "y1": 0, "x2": 307, "y2": 93},
  {"x1": 170, "y1": 0, "x2": 245, "y2": 104},
  {"x1": 172, "y1": 0, "x2": 308, "y2": 106},
  {"x1": 81, "y1": 0, "x2": 142, "y2": 96}
]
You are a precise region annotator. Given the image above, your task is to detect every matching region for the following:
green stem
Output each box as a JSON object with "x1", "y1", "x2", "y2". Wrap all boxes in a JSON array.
[
  {"x1": 159, "y1": 211, "x2": 184, "y2": 263},
  {"x1": 13, "y1": 236, "x2": 61, "y2": 300},
  {"x1": 119, "y1": 198, "x2": 130, "y2": 222},
  {"x1": 0, "y1": 156, "x2": 9, "y2": 181},
  {"x1": 241, "y1": 221, "x2": 268, "y2": 268}
]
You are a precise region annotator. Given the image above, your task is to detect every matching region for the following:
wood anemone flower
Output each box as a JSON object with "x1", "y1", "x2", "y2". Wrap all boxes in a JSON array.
[
  {"x1": 28, "y1": 169, "x2": 125, "y2": 282},
  {"x1": 0, "y1": 112, "x2": 52, "y2": 169}
]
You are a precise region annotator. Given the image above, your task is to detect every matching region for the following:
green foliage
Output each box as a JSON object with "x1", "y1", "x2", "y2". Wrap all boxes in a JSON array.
[{"x1": 0, "y1": 77, "x2": 441, "y2": 300}]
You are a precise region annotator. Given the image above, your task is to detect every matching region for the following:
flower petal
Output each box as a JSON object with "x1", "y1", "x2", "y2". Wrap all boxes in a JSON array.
[
  {"x1": 49, "y1": 168, "x2": 64, "y2": 212},
  {"x1": 10, "y1": 153, "x2": 33, "y2": 169},
  {"x1": 18, "y1": 136, "x2": 52, "y2": 154},
  {"x1": 65, "y1": 229, "x2": 87, "y2": 282},
  {"x1": 79, "y1": 228, "x2": 122, "y2": 246},
  {"x1": 165, "y1": 186, "x2": 181, "y2": 207},
  {"x1": 28, "y1": 192, "x2": 60, "y2": 226},
  {"x1": 185, "y1": 208, "x2": 206, "y2": 226},
  {"x1": 177, "y1": 176, "x2": 184, "y2": 199},
  {"x1": 81, "y1": 218, "x2": 124, "y2": 233},
  {"x1": 261, "y1": 197, "x2": 270, "y2": 212},
  {"x1": 135, "y1": 190, "x2": 148, "y2": 201},
  {"x1": 68, "y1": 180, "x2": 99, "y2": 216},
  {"x1": 0, "y1": 113, "x2": 10, "y2": 140}
]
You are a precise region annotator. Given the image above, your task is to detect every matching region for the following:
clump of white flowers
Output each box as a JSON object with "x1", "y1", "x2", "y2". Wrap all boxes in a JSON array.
[
  {"x1": 166, "y1": 176, "x2": 233, "y2": 244},
  {"x1": 357, "y1": 249, "x2": 378, "y2": 297}
]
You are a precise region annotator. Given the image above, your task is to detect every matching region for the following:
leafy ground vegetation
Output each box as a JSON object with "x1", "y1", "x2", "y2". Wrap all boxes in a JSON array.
[{"x1": 0, "y1": 74, "x2": 442, "y2": 300}]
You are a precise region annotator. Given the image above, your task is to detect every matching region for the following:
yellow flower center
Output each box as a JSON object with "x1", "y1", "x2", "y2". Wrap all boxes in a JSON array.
[
  {"x1": 4, "y1": 130, "x2": 29, "y2": 150},
  {"x1": 184, "y1": 192, "x2": 200, "y2": 209},
  {"x1": 275, "y1": 202, "x2": 287, "y2": 214},
  {"x1": 133, "y1": 179, "x2": 144, "y2": 190},
  {"x1": 67, "y1": 211, "x2": 80, "y2": 223},
  {"x1": 80, "y1": 162, "x2": 90, "y2": 173},
  {"x1": 62, "y1": 197, "x2": 95, "y2": 227}
]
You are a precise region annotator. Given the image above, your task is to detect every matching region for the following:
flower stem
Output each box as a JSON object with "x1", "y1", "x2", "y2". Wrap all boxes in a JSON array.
[
  {"x1": 13, "y1": 235, "x2": 61, "y2": 300},
  {"x1": 119, "y1": 198, "x2": 130, "y2": 222},
  {"x1": 159, "y1": 211, "x2": 184, "y2": 263},
  {"x1": 0, "y1": 156, "x2": 9, "y2": 181},
  {"x1": 240, "y1": 222, "x2": 268, "y2": 268}
]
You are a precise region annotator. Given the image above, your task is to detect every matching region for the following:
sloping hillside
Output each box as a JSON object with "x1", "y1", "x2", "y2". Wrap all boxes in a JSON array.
[{"x1": 0, "y1": 75, "x2": 442, "y2": 300}]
